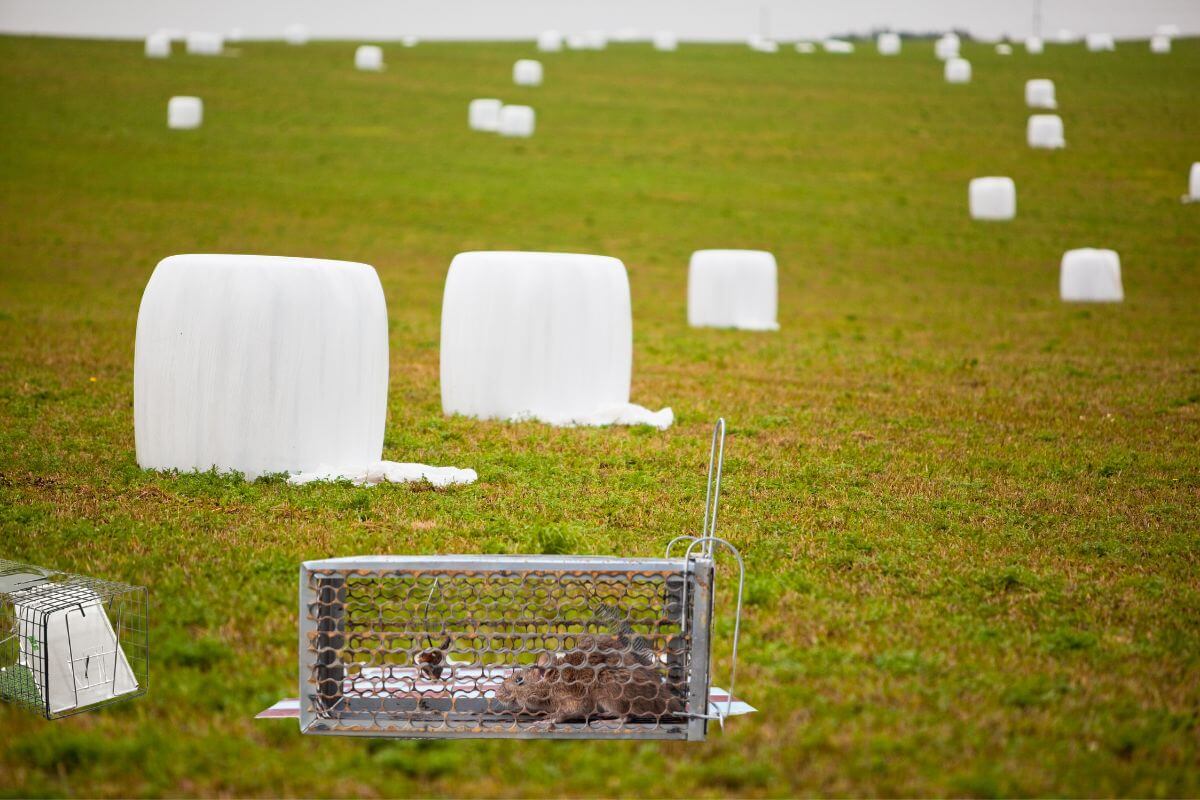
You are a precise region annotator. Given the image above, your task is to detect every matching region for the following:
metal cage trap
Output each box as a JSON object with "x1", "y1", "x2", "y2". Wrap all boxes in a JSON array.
[
  {"x1": 0, "y1": 559, "x2": 148, "y2": 719},
  {"x1": 295, "y1": 420, "x2": 747, "y2": 740}
]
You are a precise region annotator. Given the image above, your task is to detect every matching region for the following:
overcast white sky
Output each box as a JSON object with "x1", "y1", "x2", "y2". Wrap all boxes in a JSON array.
[{"x1": 1, "y1": 0, "x2": 1197, "y2": 41}]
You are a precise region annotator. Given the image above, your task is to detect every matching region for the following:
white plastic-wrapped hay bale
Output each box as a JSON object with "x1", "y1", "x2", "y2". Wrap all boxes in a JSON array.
[
  {"x1": 469, "y1": 98, "x2": 502, "y2": 132},
  {"x1": 824, "y1": 39, "x2": 854, "y2": 54},
  {"x1": 688, "y1": 250, "x2": 779, "y2": 331},
  {"x1": 498, "y1": 105, "x2": 535, "y2": 137},
  {"x1": 1056, "y1": 29, "x2": 1079, "y2": 44},
  {"x1": 538, "y1": 30, "x2": 563, "y2": 51},
  {"x1": 1150, "y1": 36, "x2": 1171, "y2": 54},
  {"x1": 401, "y1": 36, "x2": 419, "y2": 48},
  {"x1": 185, "y1": 31, "x2": 223, "y2": 56},
  {"x1": 136, "y1": 254, "x2": 475, "y2": 486},
  {"x1": 877, "y1": 32, "x2": 901, "y2": 55},
  {"x1": 1025, "y1": 36, "x2": 1044, "y2": 54},
  {"x1": 945, "y1": 57, "x2": 971, "y2": 83},
  {"x1": 996, "y1": 43, "x2": 1012, "y2": 55},
  {"x1": 1060, "y1": 249, "x2": 1123, "y2": 302},
  {"x1": 749, "y1": 36, "x2": 779, "y2": 53},
  {"x1": 795, "y1": 41, "x2": 816, "y2": 54},
  {"x1": 653, "y1": 31, "x2": 678, "y2": 51},
  {"x1": 440, "y1": 251, "x2": 672, "y2": 429},
  {"x1": 355, "y1": 45, "x2": 384, "y2": 71},
  {"x1": 583, "y1": 30, "x2": 607, "y2": 50},
  {"x1": 1086, "y1": 33, "x2": 1115, "y2": 51},
  {"x1": 145, "y1": 31, "x2": 171, "y2": 58},
  {"x1": 969, "y1": 177, "x2": 1016, "y2": 220},
  {"x1": 1028, "y1": 114, "x2": 1065, "y2": 149},
  {"x1": 134, "y1": 255, "x2": 386, "y2": 478},
  {"x1": 1025, "y1": 79, "x2": 1057, "y2": 109},
  {"x1": 935, "y1": 33, "x2": 960, "y2": 60},
  {"x1": 284, "y1": 24, "x2": 308, "y2": 45},
  {"x1": 1185, "y1": 162, "x2": 1200, "y2": 203},
  {"x1": 513, "y1": 59, "x2": 543, "y2": 86},
  {"x1": 566, "y1": 33, "x2": 587, "y2": 50},
  {"x1": 1156, "y1": 24, "x2": 1180, "y2": 37},
  {"x1": 167, "y1": 96, "x2": 202, "y2": 129},
  {"x1": 228, "y1": 28, "x2": 244, "y2": 43}
]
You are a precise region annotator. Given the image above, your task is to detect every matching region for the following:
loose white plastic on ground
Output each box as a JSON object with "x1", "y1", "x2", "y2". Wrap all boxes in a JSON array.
[
  {"x1": 440, "y1": 251, "x2": 673, "y2": 429},
  {"x1": 288, "y1": 462, "x2": 478, "y2": 487}
]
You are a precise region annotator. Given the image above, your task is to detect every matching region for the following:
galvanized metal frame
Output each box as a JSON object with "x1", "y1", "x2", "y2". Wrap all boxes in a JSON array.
[{"x1": 299, "y1": 554, "x2": 715, "y2": 740}]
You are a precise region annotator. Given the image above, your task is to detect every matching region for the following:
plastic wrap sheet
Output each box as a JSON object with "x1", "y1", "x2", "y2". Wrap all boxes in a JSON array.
[
  {"x1": 355, "y1": 45, "x2": 384, "y2": 71},
  {"x1": 1061, "y1": 249, "x2": 1124, "y2": 302},
  {"x1": 167, "y1": 96, "x2": 202, "y2": 129},
  {"x1": 440, "y1": 251, "x2": 672, "y2": 429},
  {"x1": 1028, "y1": 114, "x2": 1065, "y2": 148},
  {"x1": 289, "y1": 462, "x2": 477, "y2": 487},
  {"x1": 969, "y1": 177, "x2": 1016, "y2": 220},
  {"x1": 469, "y1": 98, "x2": 502, "y2": 132},
  {"x1": 1025, "y1": 79, "x2": 1056, "y2": 109},
  {"x1": 513, "y1": 59, "x2": 543, "y2": 86},
  {"x1": 688, "y1": 249, "x2": 779, "y2": 331},
  {"x1": 498, "y1": 105, "x2": 535, "y2": 137},
  {"x1": 134, "y1": 254, "x2": 389, "y2": 479},
  {"x1": 945, "y1": 57, "x2": 971, "y2": 83}
]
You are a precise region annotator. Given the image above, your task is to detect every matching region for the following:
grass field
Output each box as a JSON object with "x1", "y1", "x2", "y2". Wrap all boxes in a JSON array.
[{"x1": 1, "y1": 33, "x2": 1199, "y2": 798}]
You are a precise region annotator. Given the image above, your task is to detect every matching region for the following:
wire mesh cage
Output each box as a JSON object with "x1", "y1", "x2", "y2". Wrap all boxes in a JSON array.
[
  {"x1": 297, "y1": 420, "x2": 743, "y2": 741},
  {"x1": 0, "y1": 559, "x2": 148, "y2": 719}
]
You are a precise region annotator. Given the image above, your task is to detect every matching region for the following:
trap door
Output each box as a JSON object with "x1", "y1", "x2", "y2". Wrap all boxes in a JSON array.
[
  {"x1": 42, "y1": 590, "x2": 139, "y2": 715},
  {"x1": 684, "y1": 555, "x2": 715, "y2": 741}
]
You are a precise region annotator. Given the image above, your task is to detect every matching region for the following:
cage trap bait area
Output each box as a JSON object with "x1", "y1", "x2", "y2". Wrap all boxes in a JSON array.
[
  {"x1": 0, "y1": 559, "x2": 148, "y2": 719},
  {"x1": 299, "y1": 554, "x2": 730, "y2": 740}
]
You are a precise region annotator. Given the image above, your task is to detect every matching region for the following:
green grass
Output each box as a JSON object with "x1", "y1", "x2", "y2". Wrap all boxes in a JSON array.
[{"x1": 1, "y1": 34, "x2": 1199, "y2": 798}]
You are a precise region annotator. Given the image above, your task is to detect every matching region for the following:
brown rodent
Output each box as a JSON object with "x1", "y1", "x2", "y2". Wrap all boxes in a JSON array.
[
  {"x1": 495, "y1": 635, "x2": 682, "y2": 728},
  {"x1": 416, "y1": 635, "x2": 453, "y2": 680}
]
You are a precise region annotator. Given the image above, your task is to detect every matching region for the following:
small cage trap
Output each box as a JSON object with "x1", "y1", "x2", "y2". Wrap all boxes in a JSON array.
[
  {"x1": 0, "y1": 559, "x2": 148, "y2": 719},
  {"x1": 290, "y1": 420, "x2": 748, "y2": 740}
]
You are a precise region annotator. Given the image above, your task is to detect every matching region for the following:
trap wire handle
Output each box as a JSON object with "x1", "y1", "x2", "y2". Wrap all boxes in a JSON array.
[{"x1": 701, "y1": 418, "x2": 726, "y2": 556}]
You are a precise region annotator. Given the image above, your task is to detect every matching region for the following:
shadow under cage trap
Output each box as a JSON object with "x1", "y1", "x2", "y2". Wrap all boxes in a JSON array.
[
  {"x1": 0, "y1": 559, "x2": 147, "y2": 718},
  {"x1": 285, "y1": 419, "x2": 750, "y2": 740}
]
